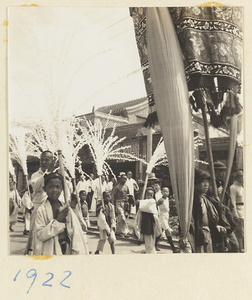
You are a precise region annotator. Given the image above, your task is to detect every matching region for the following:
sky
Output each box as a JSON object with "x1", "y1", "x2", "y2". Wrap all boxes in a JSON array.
[{"x1": 8, "y1": 7, "x2": 147, "y2": 123}]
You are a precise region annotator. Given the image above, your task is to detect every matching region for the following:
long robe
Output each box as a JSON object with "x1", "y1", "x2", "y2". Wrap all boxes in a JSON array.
[{"x1": 35, "y1": 199, "x2": 89, "y2": 255}]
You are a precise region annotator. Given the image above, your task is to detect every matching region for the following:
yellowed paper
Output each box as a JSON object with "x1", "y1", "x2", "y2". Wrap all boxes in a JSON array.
[{"x1": 1, "y1": 1, "x2": 252, "y2": 299}]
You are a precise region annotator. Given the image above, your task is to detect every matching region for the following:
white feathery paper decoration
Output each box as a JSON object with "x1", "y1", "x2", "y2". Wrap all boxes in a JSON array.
[
  {"x1": 9, "y1": 156, "x2": 15, "y2": 177},
  {"x1": 30, "y1": 121, "x2": 58, "y2": 157},
  {"x1": 194, "y1": 135, "x2": 203, "y2": 149},
  {"x1": 9, "y1": 127, "x2": 30, "y2": 176},
  {"x1": 59, "y1": 117, "x2": 88, "y2": 179},
  {"x1": 82, "y1": 117, "x2": 146, "y2": 177},
  {"x1": 146, "y1": 137, "x2": 168, "y2": 174},
  {"x1": 25, "y1": 18, "x2": 82, "y2": 152},
  {"x1": 144, "y1": 136, "x2": 208, "y2": 174}
]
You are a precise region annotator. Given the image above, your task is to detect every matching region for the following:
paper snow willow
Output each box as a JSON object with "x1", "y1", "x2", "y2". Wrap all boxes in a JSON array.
[
  {"x1": 141, "y1": 138, "x2": 167, "y2": 198},
  {"x1": 81, "y1": 116, "x2": 146, "y2": 206},
  {"x1": 9, "y1": 127, "x2": 32, "y2": 198}
]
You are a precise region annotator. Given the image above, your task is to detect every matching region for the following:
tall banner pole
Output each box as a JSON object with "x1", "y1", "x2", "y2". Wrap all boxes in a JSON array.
[{"x1": 58, "y1": 150, "x2": 69, "y2": 206}]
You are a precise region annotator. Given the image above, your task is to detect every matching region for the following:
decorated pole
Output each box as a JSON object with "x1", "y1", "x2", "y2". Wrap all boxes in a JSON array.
[
  {"x1": 25, "y1": 174, "x2": 31, "y2": 202},
  {"x1": 57, "y1": 150, "x2": 69, "y2": 206},
  {"x1": 9, "y1": 127, "x2": 32, "y2": 202},
  {"x1": 141, "y1": 138, "x2": 168, "y2": 200},
  {"x1": 200, "y1": 98, "x2": 218, "y2": 199},
  {"x1": 83, "y1": 117, "x2": 147, "y2": 210},
  {"x1": 221, "y1": 115, "x2": 238, "y2": 202},
  {"x1": 141, "y1": 175, "x2": 149, "y2": 200},
  {"x1": 72, "y1": 177, "x2": 81, "y2": 210},
  {"x1": 141, "y1": 119, "x2": 154, "y2": 199},
  {"x1": 98, "y1": 175, "x2": 105, "y2": 209},
  {"x1": 9, "y1": 157, "x2": 16, "y2": 185}
]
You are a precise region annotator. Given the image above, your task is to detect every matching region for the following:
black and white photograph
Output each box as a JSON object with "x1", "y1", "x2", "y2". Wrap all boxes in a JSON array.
[{"x1": 8, "y1": 5, "x2": 244, "y2": 258}]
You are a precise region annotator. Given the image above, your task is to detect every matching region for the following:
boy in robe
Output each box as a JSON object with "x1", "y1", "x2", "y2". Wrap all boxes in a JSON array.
[
  {"x1": 79, "y1": 190, "x2": 90, "y2": 228},
  {"x1": 21, "y1": 184, "x2": 34, "y2": 235},
  {"x1": 9, "y1": 178, "x2": 21, "y2": 232},
  {"x1": 135, "y1": 187, "x2": 162, "y2": 254},
  {"x1": 34, "y1": 172, "x2": 89, "y2": 255},
  {"x1": 95, "y1": 192, "x2": 116, "y2": 254}
]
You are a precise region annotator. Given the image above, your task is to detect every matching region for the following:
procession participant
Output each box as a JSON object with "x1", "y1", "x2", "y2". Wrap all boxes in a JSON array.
[
  {"x1": 230, "y1": 170, "x2": 244, "y2": 252},
  {"x1": 214, "y1": 161, "x2": 228, "y2": 203},
  {"x1": 135, "y1": 187, "x2": 161, "y2": 254},
  {"x1": 147, "y1": 172, "x2": 158, "y2": 188},
  {"x1": 111, "y1": 174, "x2": 130, "y2": 237},
  {"x1": 69, "y1": 193, "x2": 87, "y2": 232},
  {"x1": 152, "y1": 179, "x2": 162, "y2": 251},
  {"x1": 21, "y1": 184, "x2": 34, "y2": 235},
  {"x1": 35, "y1": 172, "x2": 89, "y2": 255},
  {"x1": 79, "y1": 190, "x2": 90, "y2": 228},
  {"x1": 192, "y1": 169, "x2": 224, "y2": 253},
  {"x1": 161, "y1": 174, "x2": 172, "y2": 194},
  {"x1": 153, "y1": 179, "x2": 162, "y2": 202},
  {"x1": 24, "y1": 150, "x2": 55, "y2": 254},
  {"x1": 95, "y1": 192, "x2": 116, "y2": 255},
  {"x1": 126, "y1": 171, "x2": 139, "y2": 218},
  {"x1": 107, "y1": 175, "x2": 117, "y2": 194},
  {"x1": 157, "y1": 187, "x2": 180, "y2": 253},
  {"x1": 76, "y1": 174, "x2": 88, "y2": 195},
  {"x1": 9, "y1": 178, "x2": 21, "y2": 232},
  {"x1": 91, "y1": 174, "x2": 108, "y2": 212},
  {"x1": 86, "y1": 173, "x2": 95, "y2": 210},
  {"x1": 208, "y1": 162, "x2": 239, "y2": 252},
  {"x1": 209, "y1": 195, "x2": 238, "y2": 253},
  {"x1": 135, "y1": 179, "x2": 144, "y2": 212},
  {"x1": 69, "y1": 193, "x2": 90, "y2": 253}
]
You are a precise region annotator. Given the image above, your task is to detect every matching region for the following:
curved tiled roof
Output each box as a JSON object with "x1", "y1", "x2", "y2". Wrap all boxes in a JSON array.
[{"x1": 96, "y1": 97, "x2": 147, "y2": 114}]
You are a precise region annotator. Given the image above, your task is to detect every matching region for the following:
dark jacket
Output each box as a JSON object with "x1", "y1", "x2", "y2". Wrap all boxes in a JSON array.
[{"x1": 192, "y1": 194, "x2": 219, "y2": 252}]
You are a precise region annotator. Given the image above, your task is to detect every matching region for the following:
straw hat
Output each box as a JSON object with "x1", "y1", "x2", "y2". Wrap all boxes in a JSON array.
[
  {"x1": 148, "y1": 173, "x2": 158, "y2": 180},
  {"x1": 214, "y1": 161, "x2": 227, "y2": 170}
]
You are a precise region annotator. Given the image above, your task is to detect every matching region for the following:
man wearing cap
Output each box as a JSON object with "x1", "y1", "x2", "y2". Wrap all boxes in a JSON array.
[
  {"x1": 230, "y1": 170, "x2": 244, "y2": 252},
  {"x1": 192, "y1": 168, "x2": 220, "y2": 253},
  {"x1": 192, "y1": 168, "x2": 237, "y2": 253},
  {"x1": 147, "y1": 172, "x2": 158, "y2": 188}
]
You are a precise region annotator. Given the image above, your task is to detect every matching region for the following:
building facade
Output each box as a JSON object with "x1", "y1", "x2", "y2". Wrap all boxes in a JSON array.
[{"x1": 13, "y1": 97, "x2": 243, "y2": 192}]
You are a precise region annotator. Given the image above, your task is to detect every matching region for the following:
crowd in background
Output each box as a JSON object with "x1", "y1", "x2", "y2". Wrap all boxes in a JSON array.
[{"x1": 9, "y1": 151, "x2": 244, "y2": 255}]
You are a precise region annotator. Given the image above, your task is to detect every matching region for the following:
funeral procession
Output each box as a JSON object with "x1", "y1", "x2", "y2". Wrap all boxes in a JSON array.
[{"x1": 9, "y1": 6, "x2": 244, "y2": 256}]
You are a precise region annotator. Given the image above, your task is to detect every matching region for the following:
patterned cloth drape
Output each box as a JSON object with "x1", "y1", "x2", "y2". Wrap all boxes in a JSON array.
[
  {"x1": 169, "y1": 6, "x2": 243, "y2": 128},
  {"x1": 130, "y1": 6, "x2": 243, "y2": 128},
  {"x1": 169, "y1": 7, "x2": 242, "y2": 87},
  {"x1": 130, "y1": 7, "x2": 154, "y2": 108}
]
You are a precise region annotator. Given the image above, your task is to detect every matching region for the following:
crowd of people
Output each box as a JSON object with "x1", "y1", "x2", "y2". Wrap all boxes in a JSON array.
[{"x1": 9, "y1": 150, "x2": 244, "y2": 255}]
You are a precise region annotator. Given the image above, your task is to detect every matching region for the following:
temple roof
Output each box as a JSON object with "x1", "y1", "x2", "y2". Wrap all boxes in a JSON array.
[{"x1": 96, "y1": 97, "x2": 147, "y2": 116}]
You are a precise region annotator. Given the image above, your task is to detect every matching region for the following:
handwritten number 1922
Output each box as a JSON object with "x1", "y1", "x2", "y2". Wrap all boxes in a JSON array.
[
  {"x1": 60, "y1": 271, "x2": 71, "y2": 289},
  {"x1": 42, "y1": 272, "x2": 54, "y2": 287},
  {"x1": 26, "y1": 269, "x2": 37, "y2": 294},
  {"x1": 13, "y1": 269, "x2": 71, "y2": 294}
]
